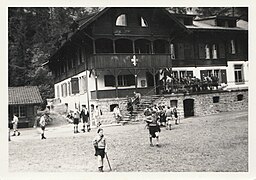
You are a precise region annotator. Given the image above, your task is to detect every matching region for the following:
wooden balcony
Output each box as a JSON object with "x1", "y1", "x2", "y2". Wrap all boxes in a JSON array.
[
  {"x1": 87, "y1": 54, "x2": 172, "y2": 69},
  {"x1": 91, "y1": 87, "x2": 155, "y2": 99}
]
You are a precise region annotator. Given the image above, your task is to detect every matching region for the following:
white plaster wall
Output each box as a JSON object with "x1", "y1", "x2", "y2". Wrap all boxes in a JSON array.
[
  {"x1": 54, "y1": 70, "x2": 93, "y2": 112},
  {"x1": 96, "y1": 70, "x2": 148, "y2": 90},
  {"x1": 226, "y1": 61, "x2": 249, "y2": 89}
]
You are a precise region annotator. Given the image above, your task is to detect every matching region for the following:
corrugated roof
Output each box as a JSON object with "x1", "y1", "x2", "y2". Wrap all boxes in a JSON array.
[
  {"x1": 9, "y1": 86, "x2": 43, "y2": 105},
  {"x1": 186, "y1": 20, "x2": 248, "y2": 31}
]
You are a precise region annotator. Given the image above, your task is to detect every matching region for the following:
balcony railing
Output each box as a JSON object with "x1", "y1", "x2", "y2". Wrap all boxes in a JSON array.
[{"x1": 87, "y1": 54, "x2": 172, "y2": 69}]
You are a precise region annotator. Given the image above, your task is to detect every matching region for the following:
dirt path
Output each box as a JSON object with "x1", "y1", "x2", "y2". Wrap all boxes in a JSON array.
[{"x1": 9, "y1": 110, "x2": 248, "y2": 172}]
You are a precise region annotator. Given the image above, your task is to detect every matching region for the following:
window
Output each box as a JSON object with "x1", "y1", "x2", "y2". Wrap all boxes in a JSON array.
[
  {"x1": 205, "y1": 44, "x2": 210, "y2": 59},
  {"x1": 213, "y1": 96, "x2": 220, "y2": 103},
  {"x1": 170, "y1": 100, "x2": 178, "y2": 108},
  {"x1": 116, "y1": 14, "x2": 127, "y2": 26},
  {"x1": 104, "y1": 75, "x2": 115, "y2": 87},
  {"x1": 212, "y1": 44, "x2": 217, "y2": 59},
  {"x1": 13, "y1": 106, "x2": 27, "y2": 117},
  {"x1": 180, "y1": 71, "x2": 193, "y2": 78},
  {"x1": 237, "y1": 94, "x2": 243, "y2": 101},
  {"x1": 234, "y1": 65, "x2": 243, "y2": 83},
  {"x1": 140, "y1": 17, "x2": 148, "y2": 27},
  {"x1": 118, "y1": 75, "x2": 135, "y2": 86},
  {"x1": 170, "y1": 43, "x2": 175, "y2": 59},
  {"x1": 61, "y1": 83, "x2": 68, "y2": 97},
  {"x1": 71, "y1": 77, "x2": 79, "y2": 94},
  {"x1": 110, "y1": 104, "x2": 118, "y2": 112},
  {"x1": 231, "y1": 40, "x2": 236, "y2": 54}
]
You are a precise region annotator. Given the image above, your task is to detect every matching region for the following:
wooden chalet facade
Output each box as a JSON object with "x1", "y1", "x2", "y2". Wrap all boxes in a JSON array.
[{"x1": 49, "y1": 7, "x2": 248, "y2": 113}]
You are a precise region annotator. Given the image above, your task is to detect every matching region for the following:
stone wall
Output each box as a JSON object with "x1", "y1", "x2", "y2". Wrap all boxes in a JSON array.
[
  {"x1": 90, "y1": 98, "x2": 128, "y2": 125},
  {"x1": 91, "y1": 89, "x2": 248, "y2": 124}
]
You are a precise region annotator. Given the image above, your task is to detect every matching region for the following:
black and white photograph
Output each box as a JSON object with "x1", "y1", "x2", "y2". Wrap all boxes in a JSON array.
[{"x1": 1, "y1": 2, "x2": 255, "y2": 180}]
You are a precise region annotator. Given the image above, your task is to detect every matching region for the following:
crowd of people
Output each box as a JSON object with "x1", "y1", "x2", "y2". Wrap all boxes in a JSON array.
[
  {"x1": 144, "y1": 104, "x2": 179, "y2": 147},
  {"x1": 162, "y1": 74, "x2": 220, "y2": 94}
]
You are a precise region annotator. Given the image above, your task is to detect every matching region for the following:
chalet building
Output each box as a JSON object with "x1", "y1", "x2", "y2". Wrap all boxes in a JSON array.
[
  {"x1": 8, "y1": 86, "x2": 43, "y2": 128},
  {"x1": 48, "y1": 7, "x2": 248, "y2": 122}
]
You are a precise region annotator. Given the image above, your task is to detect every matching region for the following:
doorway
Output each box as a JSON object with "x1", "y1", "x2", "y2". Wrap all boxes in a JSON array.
[{"x1": 183, "y1": 99, "x2": 194, "y2": 118}]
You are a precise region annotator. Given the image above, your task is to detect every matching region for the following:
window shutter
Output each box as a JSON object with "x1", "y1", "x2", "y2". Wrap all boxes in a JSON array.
[
  {"x1": 71, "y1": 77, "x2": 79, "y2": 94},
  {"x1": 104, "y1": 75, "x2": 115, "y2": 87},
  {"x1": 177, "y1": 43, "x2": 184, "y2": 59},
  {"x1": 219, "y1": 42, "x2": 226, "y2": 58},
  {"x1": 198, "y1": 43, "x2": 205, "y2": 59}
]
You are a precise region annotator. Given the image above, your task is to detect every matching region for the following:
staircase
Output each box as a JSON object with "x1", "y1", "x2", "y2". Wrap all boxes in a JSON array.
[{"x1": 119, "y1": 95, "x2": 160, "y2": 125}]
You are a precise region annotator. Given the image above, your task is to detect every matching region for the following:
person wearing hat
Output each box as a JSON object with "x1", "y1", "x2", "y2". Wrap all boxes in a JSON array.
[
  {"x1": 145, "y1": 111, "x2": 161, "y2": 147},
  {"x1": 93, "y1": 128, "x2": 107, "y2": 172}
]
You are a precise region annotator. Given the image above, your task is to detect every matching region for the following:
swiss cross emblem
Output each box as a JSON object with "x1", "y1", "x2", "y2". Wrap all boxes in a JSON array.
[{"x1": 131, "y1": 55, "x2": 138, "y2": 66}]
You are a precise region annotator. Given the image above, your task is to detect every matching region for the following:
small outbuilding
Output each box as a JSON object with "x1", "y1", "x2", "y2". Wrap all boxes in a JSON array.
[{"x1": 8, "y1": 86, "x2": 43, "y2": 128}]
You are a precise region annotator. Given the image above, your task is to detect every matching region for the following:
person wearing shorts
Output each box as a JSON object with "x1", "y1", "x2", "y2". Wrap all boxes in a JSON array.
[
  {"x1": 73, "y1": 109, "x2": 80, "y2": 133},
  {"x1": 80, "y1": 105, "x2": 90, "y2": 132},
  {"x1": 93, "y1": 128, "x2": 106, "y2": 172},
  {"x1": 146, "y1": 111, "x2": 161, "y2": 147},
  {"x1": 165, "y1": 106, "x2": 173, "y2": 130}
]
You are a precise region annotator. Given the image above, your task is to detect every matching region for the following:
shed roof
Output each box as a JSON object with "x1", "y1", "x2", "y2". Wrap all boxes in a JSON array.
[{"x1": 9, "y1": 86, "x2": 43, "y2": 105}]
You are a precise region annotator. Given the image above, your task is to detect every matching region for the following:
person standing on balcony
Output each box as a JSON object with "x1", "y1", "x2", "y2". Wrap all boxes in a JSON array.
[
  {"x1": 80, "y1": 105, "x2": 90, "y2": 132},
  {"x1": 11, "y1": 114, "x2": 20, "y2": 136}
]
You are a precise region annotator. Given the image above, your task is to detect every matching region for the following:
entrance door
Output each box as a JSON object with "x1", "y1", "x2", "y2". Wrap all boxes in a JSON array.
[
  {"x1": 183, "y1": 99, "x2": 194, "y2": 118},
  {"x1": 146, "y1": 72, "x2": 154, "y2": 87}
]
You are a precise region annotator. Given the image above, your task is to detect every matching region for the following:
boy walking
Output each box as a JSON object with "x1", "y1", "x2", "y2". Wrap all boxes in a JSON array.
[
  {"x1": 93, "y1": 128, "x2": 107, "y2": 172},
  {"x1": 12, "y1": 114, "x2": 20, "y2": 136},
  {"x1": 39, "y1": 114, "x2": 47, "y2": 139},
  {"x1": 145, "y1": 111, "x2": 161, "y2": 147}
]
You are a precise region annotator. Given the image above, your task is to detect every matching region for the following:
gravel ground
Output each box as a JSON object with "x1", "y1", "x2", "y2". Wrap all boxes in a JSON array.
[{"x1": 9, "y1": 110, "x2": 248, "y2": 172}]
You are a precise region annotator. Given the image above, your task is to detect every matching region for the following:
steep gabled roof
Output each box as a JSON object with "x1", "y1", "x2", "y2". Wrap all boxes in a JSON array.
[
  {"x1": 49, "y1": 7, "x2": 190, "y2": 61},
  {"x1": 9, "y1": 86, "x2": 43, "y2": 105}
]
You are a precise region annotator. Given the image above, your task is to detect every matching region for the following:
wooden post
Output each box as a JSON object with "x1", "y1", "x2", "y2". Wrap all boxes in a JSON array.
[
  {"x1": 135, "y1": 68, "x2": 138, "y2": 91},
  {"x1": 115, "y1": 69, "x2": 118, "y2": 98},
  {"x1": 95, "y1": 69, "x2": 98, "y2": 99},
  {"x1": 93, "y1": 39, "x2": 96, "y2": 54},
  {"x1": 153, "y1": 68, "x2": 157, "y2": 94}
]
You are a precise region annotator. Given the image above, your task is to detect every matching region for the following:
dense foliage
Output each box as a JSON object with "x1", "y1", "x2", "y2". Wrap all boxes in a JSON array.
[{"x1": 8, "y1": 7, "x2": 101, "y2": 105}]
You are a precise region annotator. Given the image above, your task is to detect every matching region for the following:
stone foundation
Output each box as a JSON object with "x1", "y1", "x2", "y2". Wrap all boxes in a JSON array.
[{"x1": 91, "y1": 89, "x2": 248, "y2": 124}]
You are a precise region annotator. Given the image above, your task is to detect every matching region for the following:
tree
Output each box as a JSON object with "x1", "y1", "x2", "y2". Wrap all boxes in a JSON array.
[{"x1": 196, "y1": 7, "x2": 248, "y2": 21}]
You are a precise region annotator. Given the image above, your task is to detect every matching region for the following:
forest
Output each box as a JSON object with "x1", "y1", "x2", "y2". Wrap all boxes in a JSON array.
[{"x1": 8, "y1": 7, "x2": 248, "y2": 107}]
